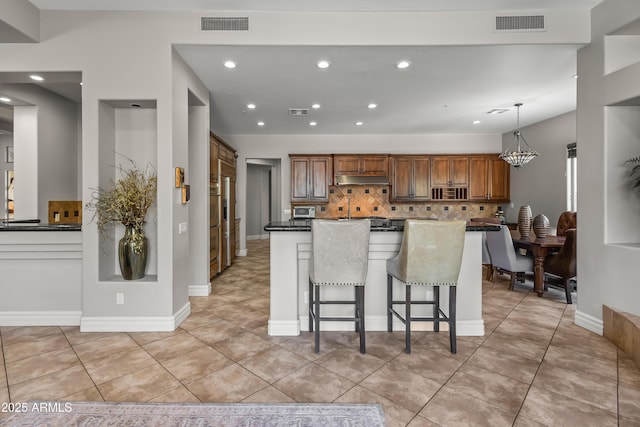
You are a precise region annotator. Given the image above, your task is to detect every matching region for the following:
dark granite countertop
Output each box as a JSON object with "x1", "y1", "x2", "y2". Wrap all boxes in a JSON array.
[
  {"x1": 0, "y1": 221, "x2": 81, "y2": 231},
  {"x1": 264, "y1": 219, "x2": 501, "y2": 232}
]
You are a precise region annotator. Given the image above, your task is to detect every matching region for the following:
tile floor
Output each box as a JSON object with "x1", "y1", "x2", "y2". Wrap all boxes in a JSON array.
[{"x1": 1, "y1": 239, "x2": 639, "y2": 426}]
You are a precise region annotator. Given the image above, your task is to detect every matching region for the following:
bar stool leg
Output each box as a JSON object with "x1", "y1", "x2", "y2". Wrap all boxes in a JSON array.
[
  {"x1": 387, "y1": 274, "x2": 393, "y2": 332},
  {"x1": 449, "y1": 286, "x2": 457, "y2": 354},
  {"x1": 308, "y1": 278, "x2": 314, "y2": 332},
  {"x1": 314, "y1": 284, "x2": 320, "y2": 354},
  {"x1": 357, "y1": 286, "x2": 365, "y2": 354},
  {"x1": 405, "y1": 285, "x2": 411, "y2": 354},
  {"x1": 434, "y1": 285, "x2": 440, "y2": 332}
]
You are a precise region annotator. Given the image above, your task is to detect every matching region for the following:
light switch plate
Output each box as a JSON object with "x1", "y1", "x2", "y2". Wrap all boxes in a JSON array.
[{"x1": 179, "y1": 222, "x2": 188, "y2": 234}]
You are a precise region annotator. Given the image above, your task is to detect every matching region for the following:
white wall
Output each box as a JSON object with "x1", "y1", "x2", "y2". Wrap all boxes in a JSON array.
[
  {"x1": 0, "y1": 134, "x2": 12, "y2": 218},
  {"x1": 246, "y1": 163, "x2": 271, "y2": 238},
  {"x1": 503, "y1": 110, "x2": 576, "y2": 227},
  {"x1": 575, "y1": 0, "x2": 640, "y2": 332}
]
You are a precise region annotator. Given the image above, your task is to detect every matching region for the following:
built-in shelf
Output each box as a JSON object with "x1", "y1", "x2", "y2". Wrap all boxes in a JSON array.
[{"x1": 99, "y1": 275, "x2": 158, "y2": 285}]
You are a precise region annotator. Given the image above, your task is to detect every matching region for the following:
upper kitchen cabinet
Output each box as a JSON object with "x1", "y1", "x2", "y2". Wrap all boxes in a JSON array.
[
  {"x1": 290, "y1": 155, "x2": 333, "y2": 203},
  {"x1": 334, "y1": 155, "x2": 389, "y2": 177},
  {"x1": 468, "y1": 154, "x2": 510, "y2": 202},
  {"x1": 389, "y1": 155, "x2": 431, "y2": 202},
  {"x1": 430, "y1": 156, "x2": 469, "y2": 187}
]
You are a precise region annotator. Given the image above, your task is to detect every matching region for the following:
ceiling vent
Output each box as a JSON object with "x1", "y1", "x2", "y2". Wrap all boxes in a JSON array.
[
  {"x1": 201, "y1": 17, "x2": 249, "y2": 31},
  {"x1": 486, "y1": 108, "x2": 511, "y2": 115},
  {"x1": 289, "y1": 108, "x2": 309, "y2": 116},
  {"x1": 495, "y1": 15, "x2": 545, "y2": 32}
]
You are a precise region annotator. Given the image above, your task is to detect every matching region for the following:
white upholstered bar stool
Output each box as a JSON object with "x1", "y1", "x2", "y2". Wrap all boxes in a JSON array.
[
  {"x1": 309, "y1": 219, "x2": 371, "y2": 354},
  {"x1": 386, "y1": 220, "x2": 466, "y2": 354}
]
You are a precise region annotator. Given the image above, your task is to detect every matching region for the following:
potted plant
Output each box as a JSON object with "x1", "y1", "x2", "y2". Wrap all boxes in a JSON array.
[
  {"x1": 86, "y1": 158, "x2": 157, "y2": 280},
  {"x1": 627, "y1": 156, "x2": 640, "y2": 194}
]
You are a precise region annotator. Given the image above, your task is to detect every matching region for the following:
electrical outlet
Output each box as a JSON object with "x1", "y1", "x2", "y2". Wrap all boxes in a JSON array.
[
  {"x1": 116, "y1": 293, "x2": 124, "y2": 305},
  {"x1": 304, "y1": 291, "x2": 309, "y2": 304},
  {"x1": 179, "y1": 222, "x2": 188, "y2": 234}
]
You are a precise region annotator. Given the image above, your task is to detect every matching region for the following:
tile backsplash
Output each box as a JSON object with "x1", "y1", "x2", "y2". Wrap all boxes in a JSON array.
[{"x1": 312, "y1": 185, "x2": 504, "y2": 221}]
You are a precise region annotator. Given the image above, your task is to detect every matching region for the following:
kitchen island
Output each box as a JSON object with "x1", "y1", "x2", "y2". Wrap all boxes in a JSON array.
[{"x1": 264, "y1": 219, "x2": 498, "y2": 337}]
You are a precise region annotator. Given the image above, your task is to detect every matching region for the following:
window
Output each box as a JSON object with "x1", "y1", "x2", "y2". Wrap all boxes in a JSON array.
[{"x1": 566, "y1": 143, "x2": 577, "y2": 211}]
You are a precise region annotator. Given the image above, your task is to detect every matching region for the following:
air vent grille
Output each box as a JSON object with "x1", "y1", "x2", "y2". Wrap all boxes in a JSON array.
[
  {"x1": 201, "y1": 17, "x2": 249, "y2": 31},
  {"x1": 496, "y1": 15, "x2": 545, "y2": 31},
  {"x1": 289, "y1": 108, "x2": 309, "y2": 116}
]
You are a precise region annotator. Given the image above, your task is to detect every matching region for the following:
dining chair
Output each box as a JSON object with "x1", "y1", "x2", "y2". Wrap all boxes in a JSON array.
[
  {"x1": 556, "y1": 211, "x2": 577, "y2": 236},
  {"x1": 471, "y1": 217, "x2": 501, "y2": 281},
  {"x1": 386, "y1": 220, "x2": 466, "y2": 354},
  {"x1": 308, "y1": 219, "x2": 371, "y2": 354},
  {"x1": 544, "y1": 228, "x2": 577, "y2": 304},
  {"x1": 485, "y1": 224, "x2": 534, "y2": 290}
]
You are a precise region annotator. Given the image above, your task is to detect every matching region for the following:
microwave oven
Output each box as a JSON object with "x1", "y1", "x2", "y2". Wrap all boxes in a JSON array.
[{"x1": 293, "y1": 206, "x2": 316, "y2": 219}]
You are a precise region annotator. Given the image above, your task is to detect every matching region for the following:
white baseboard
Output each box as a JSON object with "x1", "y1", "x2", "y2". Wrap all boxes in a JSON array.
[
  {"x1": 295, "y1": 315, "x2": 484, "y2": 336},
  {"x1": 81, "y1": 302, "x2": 191, "y2": 332},
  {"x1": 247, "y1": 234, "x2": 270, "y2": 241},
  {"x1": 0, "y1": 311, "x2": 82, "y2": 326},
  {"x1": 238, "y1": 249, "x2": 248, "y2": 257},
  {"x1": 189, "y1": 283, "x2": 211, "y2": 296},
  {"x1": 575, "y1": 309, "x2": 603, "y2": 336},
  {"x1": 268, "y1": 319, "x2": 300, "y2": 336}
]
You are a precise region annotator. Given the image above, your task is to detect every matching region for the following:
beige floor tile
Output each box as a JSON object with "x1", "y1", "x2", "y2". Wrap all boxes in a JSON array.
[
  {"x1": 445, "y1": 364, "x2": 529, "y2": 413},
  {"x1": 2, "y1": 333, "x2": 70, "y2": 363},
  {"x1": 0, "y1": 326, "x2": 62, "y2": 346},
  {"x1": 0, "y1": 387, "x2": 8, "y2": 404},
  {"x1": 149, "y1": 386, "x2": 201, "y2": 403},
  {"x1": 234, "y1": 310, "x2": 270, "y2": 331},
  {"x1": 186, "y1": 364, "x2": 268, "y2": 403},
  {"x1": 532, "y1": 361, "x2": 617, "y2": 412},
  {"x1": 506, "y1": 307, "x2": 563, "y2": 330},
  {"x1": 142, "y1": 331, "x2": 210, "y2": 362},
  {"x1": 97, "y1": 364, "x2": 181, "y2": 402},
  {"x1": 241, "y1": 386, "x2": 297, "y2": 403},
  {"x1": 273, "y1": 363, "x2": 355, "y2": 403},
  {"x1": 212, "y1": 331, "x2": 274, "y2": 361},
  {"x1": 161, "y1": 346, "x2": 232, "y2": 383},
  {"x1": 512, "y1": 416, "x2": 547, "y2": 426},
  {"x1": 277, "y1": 334, "x2": 345, "y2": 361},
  {"x1": 10, "y1": 364, "x2": 95, "y2": 402},
  {"x1": 62, "y1": 327, "x2": 118, "y2": 346},
  {"x1": 83, "y1": 346, "x2": 159, "y2": 384},
  {"x1": 315, "y1": 347, "x2": 386, "y2": 383},
  {"x1": 359, "y1": 359, "x2": 442, "y2": 413},
  {"x1": 482, "y1": 331, "x2": 548, "y2": 362},
  {"x1": 494, "y1": 319, "x2": 555, "y2": 345},
  {"x1": 543, "y1": 344, "x2": 617, "y2": 381},
  {"x1": 420, "y1": 386, "x2": 517, "y2": 427},
  {"x1": 335, "y1": 385, "x2": 415, "y2": 427},
  {"x1": 187, "y1": 318, "x2": 245, "y2": 345},
  {"x1": 5, "y1": 347, "x2": 80, "y2": 385},
  {"x1": 239, "y1": 346, "x2": 309, "y2": 384},
  {"x1": 178, "y1": 312, "x2": 221, "y2": 331},
  {"x1": 63, "y1": 386, "x2": 105, "y2": 401},
  {"x1": 127, "y1": 329, "x2": 184, "y2": 346},
  {"x1": 519, "y1": 385, "x2": 617, "y2": 426},
  {"x1": 406, "y1": 415, "x2": 441, "y2": 426},
  {"x1": 619, "y1": 384, "x2": 640, "y2": 423},
  {"x1": 393, "y1": 349, "x2": 463, "y2": 384},
  {"x1": 72, "y1": 333, "x2": 139, "y2": 364},
  {"x1": 550, "y1": 329, "x2": 617, "y2": 361},
  {"x1": 467, "y1": 345, "x2": 540, "y2": 384},
  {"x1": 620, "y1": 416, "x2": 640, "y2": 427},
  {"x1": 618, "y1": 351, "x2": 640, "y2": 389}
]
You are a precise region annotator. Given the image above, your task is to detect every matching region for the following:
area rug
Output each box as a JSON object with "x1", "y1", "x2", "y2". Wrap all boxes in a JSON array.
[{"x1": 0, "y1": 401, "x2": 386, "y2": 426}]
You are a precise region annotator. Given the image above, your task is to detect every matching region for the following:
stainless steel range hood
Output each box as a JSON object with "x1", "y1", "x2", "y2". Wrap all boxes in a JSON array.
[{"x1": 335, "y1": 175, "x2": 390, "y2": 186}]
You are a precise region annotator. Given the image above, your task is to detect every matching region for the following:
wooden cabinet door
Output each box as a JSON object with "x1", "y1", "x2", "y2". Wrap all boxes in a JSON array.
[
  {"x1": 430, "y1": 156, "x2": 450, "y2": 187},
  {"x1": 361, "y1": 155, "x2": 389, "y2": 176},
  {"x1": 450, "y1": 157, "x2": 469, "y2": 186},
  {"x1": 309, "y1": 157, "x2": 331, "y2": 201},
  {"x1": 489, "y1": 157, "x2": 510, "y2": 201},
  {"x1": 413, "y1": 157, "x2": 431, "y2": 200},
  {"x1": 468, "y1": 156, "x2": 490, "y2": 200},
  {"x1": 291, "y1": 157, "x2": 310, "y2": 201},
  {"x1": 210, "y1": 137, "x2": 219, "y2": 183},
  {"x1": 390, "y1": 157, "x2": 412, "y2": 200},
  {"x1": 334, "y1": 156, "x2": 361, "y2": 175}
]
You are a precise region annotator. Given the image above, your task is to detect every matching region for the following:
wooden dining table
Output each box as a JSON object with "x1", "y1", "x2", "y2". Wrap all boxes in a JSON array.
[{"x1": 512, "y1": 234, "x2": 566, "y2": 297}]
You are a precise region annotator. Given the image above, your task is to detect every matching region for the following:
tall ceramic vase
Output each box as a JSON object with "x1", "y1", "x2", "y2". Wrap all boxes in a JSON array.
[
  {"x1": 518, "y1": 205, "x2": 533, "y2": 239},
  {"x1": 118, "y1": 225, "x2": 148, "y2": 280}
]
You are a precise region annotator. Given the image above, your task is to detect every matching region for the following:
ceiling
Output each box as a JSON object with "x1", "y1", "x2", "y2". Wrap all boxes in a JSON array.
[{"x1": 6, "y1": 0, "x2": 603, "y2": 136}]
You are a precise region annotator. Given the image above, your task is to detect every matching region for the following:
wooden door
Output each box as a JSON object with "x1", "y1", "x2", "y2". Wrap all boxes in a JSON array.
[
  {"x1": 390, "y1": 157, "x2": 412, "y2": 200},
  {"x1": 333, "y1": 156, "x2": 360, "y2": 175},
  {"x1": 468, "y1": 156, "x2": 489, "y2": 200},
  {"x1": 430, "y1": 156, "x2": 450, "y2": 187},
  {"x1": 309, "y1": 157, "x2": 331, "y2": 201},
  {"x1": 361, "y1": 155, "x2": 389, "y2": 176},
  {"x1": 489, "y1": 157, "x2": 510, "y2": 201},
  {"x1": 412, "y1": 157, "x2": 431, "y2": 200},
  {"x1": 291, "y1": 157, "x2": 310, "y2": 201},
  {"x1": 450, "y1": 157, "x2": 469, "y2": 186}
]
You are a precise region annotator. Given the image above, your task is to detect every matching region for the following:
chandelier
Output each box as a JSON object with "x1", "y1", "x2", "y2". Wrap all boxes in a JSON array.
[{"x1": 499, "y1": 103, "x2": 538, "y2": 168}]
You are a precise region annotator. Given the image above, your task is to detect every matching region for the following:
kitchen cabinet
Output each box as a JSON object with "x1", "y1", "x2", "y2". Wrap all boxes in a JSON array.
[
  {"x1": 389, "y1": 155, "x2": 431, "y2": 202},
  {"x1": 290, "y1": 155, "x2": 333, "y2": 203},
  {"x1": 468, "y1": 155, "x2": 510, "y2": 201},
  {"x1": 430, "y1": 156, "x2": 469, "y2": 187},
  {"x1": 334, "y1": 155, "x2": 389, "y2": 177}
]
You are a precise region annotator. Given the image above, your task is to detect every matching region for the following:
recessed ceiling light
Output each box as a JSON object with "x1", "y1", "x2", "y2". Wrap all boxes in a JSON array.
[
  {"x1": 223, "y1": 60, "x2": 237, "y2": 69},
  {"x1": 355, "y1": 121, "x2": 364, "y2": 126},
  {"x1": 0, "y1": 97, "x2": 11, "y2": 103},
  {"x1": 257, "y1": 121, "x2": 265, "y2": 126},
  {"x1": 29, "y1": 74, "x2": 44, "y2": 81},
  {"x1": 316, "y1": 60, "x2": 330, "y2": 69},
  {"x1": 472, "y1": 120, "x2": 481, "y2": 125},
  {"x1": 309, "y1": 121, "x2": 317, "y2": 126},
  {"x1": 368, "y1": 103, "x2": 378, "y2": 109},
  {"x1": 311, "y1": 103, "x2": 321, "y2": 109},
  {"x1": 396, "y1": 61, "x2": 411, "y2": 69},
  {"x1": 247, "y1": 103, "x2": 256, "y2": 109}
]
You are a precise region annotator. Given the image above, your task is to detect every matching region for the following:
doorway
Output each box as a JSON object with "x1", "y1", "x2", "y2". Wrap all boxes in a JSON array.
[{"x1": 246, "y1": 159, "x2": 280, "y2": 240}]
